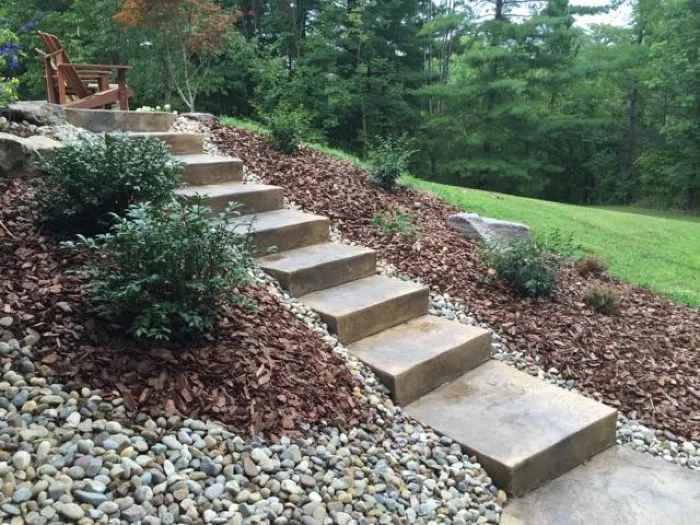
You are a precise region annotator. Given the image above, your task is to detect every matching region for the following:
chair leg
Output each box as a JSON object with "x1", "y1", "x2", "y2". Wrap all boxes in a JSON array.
[{"x1": 117, "y1": 70, "x2": 128, "y2": 110}]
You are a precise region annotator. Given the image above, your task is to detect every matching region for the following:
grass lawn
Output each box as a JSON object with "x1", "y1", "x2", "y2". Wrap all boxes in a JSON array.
[
  {"x1": 406, "y1": 176, "x2": 700, "y2": 307},
  {"x1": 220, "y1": 116, "x2": 700, "y2": 307}
]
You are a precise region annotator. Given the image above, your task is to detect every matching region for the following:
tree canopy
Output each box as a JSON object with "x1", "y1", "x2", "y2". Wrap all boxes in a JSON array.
[{"x1": 1, "y1": 0, "x2": 699, "y2": 212}]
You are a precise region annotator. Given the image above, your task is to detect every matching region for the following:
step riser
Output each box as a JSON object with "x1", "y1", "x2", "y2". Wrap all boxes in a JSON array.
[
  {"x1": 251, "y1": 220, "x2": 330, "y2": 257},
  {"x1": 65, "y1": 108, "x2": 176, "y2": 133},
  {"x1": 359, "y1": 329, "x2": 491, "y2": 407},
  {"x1": 181, "y1": 188, "x2": 283, "y2": 215},
  {"x1": 130, "y1": 133, "x2": 203, "y2": 155},
  {"x1": 481, "y1": 413, "x2": 617, "y2": 496},
  {"x1": 320, "y1": 289, "x2": 429, "y2": 344},
  {"x1": 264, "y1": 251, "x2": 377, "y2": 297},
  {"x1": 406, "y1": 361, "x2": 618, "y2": 497},
  {"x1": 182, "y1": 161, "x2": 243, "y2": 186}
]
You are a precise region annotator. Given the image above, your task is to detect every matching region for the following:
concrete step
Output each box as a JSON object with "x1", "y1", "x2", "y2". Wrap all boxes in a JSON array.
[
  {"x1": 301, "y1": 276, "x2": 429, "y2": 344},
  {"x1": 175, "y1": 182, "x2": 284, "y2": 215},
  {"x1": 65, "y1": 108, "x2": 176, "y2": 132},
  {"x1": 501, "y1": 446, "x2": 700, "y2": 525},
  {"x1": 349, "y1": 316, "x2": 491, "y2": 406},
  {"x1": 128, "y1": 132, "x2": 203, "y2": 155},
  {"x1": 176, "y1": 154, "x2": 244, "y2": 186},
  {"x1": 258, "y1": 242, "x2": 377, "y2": 296},
  {"x1": 406, "y1": 361, "x2": 617, "y2": 496},
  {"x1": 230, "y1": 209, "x2": 330, "y2": 256}
]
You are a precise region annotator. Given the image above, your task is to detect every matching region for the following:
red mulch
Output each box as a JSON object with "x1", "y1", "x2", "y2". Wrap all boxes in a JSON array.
[
  {"x1": 213, "y1": 124, "x2": 700, "y2": 441},
  {"x1": 0, "y1": 176, "x2": 364, "y2": 437}
]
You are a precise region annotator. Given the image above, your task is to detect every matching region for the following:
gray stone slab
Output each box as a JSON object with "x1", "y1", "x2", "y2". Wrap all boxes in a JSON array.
[
  {"x1": 406, "y1": 361, "x2": 617, "y2": 495},
  {"x1": 258, "y1": 242, "x2": 376, "y2": 296},
  {"x1": 302, "y1": 275, "x2": 429, "y2": 344},
  {"x1": 176, "y1": 154, "x2": 243, "y2": 185},
  {"x1": 501, "y1": 446, "x2": 700, "y2": 525},
  {"x1": 65, "y1": 108, "x2": 176, "y2": 132},
  {"x1": 176, "y1": 182, "x2": 283, "y2": 214},
  {"x1": 349, "y1": 315, "x2": 491, "y2": 406}
]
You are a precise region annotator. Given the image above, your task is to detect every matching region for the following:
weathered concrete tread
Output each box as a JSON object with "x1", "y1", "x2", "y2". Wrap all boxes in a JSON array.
[
  {"x1": 349, "y1": 315, "x2": 491, "y2": 406},
  {"x1": 175, "y1": 182, "x2": 283, "y2": 214},
  {"x1": 301, "y1": 275, "x2": 429, "y2": 344},
  {"x1": 501, "y1": 446, "x2": 700, "y2": 525},
  {"x1": 65, "y1": 108, "x2": 177, "y2": 133},
  {"x1": 406, "y1": 360, "x2": 617, "y2": 496},
  {"x1": 257, "y1": 242, "x2": 376, "y2": 296},
  {"x1": 176, "y1": 154, "x2": 244, "y2": 185},
  {"x1": 127, "y1": 132, "x2": 203, "y2": 155},
  {"x1": 230, "y1": 209, "x2": 330, "y2": 256}
]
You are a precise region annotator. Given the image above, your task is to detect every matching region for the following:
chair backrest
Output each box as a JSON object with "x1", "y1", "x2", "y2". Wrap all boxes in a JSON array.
[{"x1": 38, "y1": 32, "x2": 90, "y2": 99}]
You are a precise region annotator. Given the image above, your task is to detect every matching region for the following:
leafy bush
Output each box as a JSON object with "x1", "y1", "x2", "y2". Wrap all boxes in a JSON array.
[
  {"x1": 38, "y1": 134, "x2": 183, "y2": 234},
  {"x1": 0, "y1": 28, "x2": 21, "y2": 107},
  {"x1": 577, "y1": 255, "x2": 609, "y2": 277},
  {"x1": 63, "y1": 199, "x2": 254, "y2": 341},
  {"x1": 537, "y1": 229, "x2": 583, "y2": 259},
  {"x1": 373, "y1": 209, "x2": 419, "y2": 237},
  {"x1": 481, "y1": 238, "x2": 559, "y2": 298},
  {"x1": 265, "y1": 103, "x2": 310, "y2": 154},
  {"x1": 367, "y1": 135, "x2": 416, "y2": 191},
  {"x1": 584, "y1": 283, "x2": 621, "y2": 315}
]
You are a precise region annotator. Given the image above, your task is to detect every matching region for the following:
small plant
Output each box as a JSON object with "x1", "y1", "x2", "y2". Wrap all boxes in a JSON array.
[
  {"x1": 63, "y1": 199, "x2": 255, "y2": 341},
  {"x1": 38, "y1": 134, "x2": 183, "y2": 234},
  {"x1": 584, "y1": 283, "x2": 621, "y2": 315},
  {"x1": 367, "y1": 135, "x2": 416, "y2": 191},
  {"x1": 373, "y1": 209, "x2": 419, "y2": 237},
  {"x1": 577, "y1": 255, "x2": 609, "y2": 277},
  {"x1": 481, "y1": 238, "x2": 559, "y2": 298},
  {"x1": 264, "y1": 103, "x2": 310, "y2": 154}
]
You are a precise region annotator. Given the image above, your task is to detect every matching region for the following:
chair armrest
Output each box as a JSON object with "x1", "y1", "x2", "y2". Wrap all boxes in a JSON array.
[
  {"x1": 58, "y1": 63, "x2": 132, "y2": 71},
  {"x1": 37, "y1": 48, "x2": 64, "y2": 59}
]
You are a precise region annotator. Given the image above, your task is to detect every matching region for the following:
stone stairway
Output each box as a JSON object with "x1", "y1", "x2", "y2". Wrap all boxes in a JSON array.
[
  {"x1": 69, "y1": 110, "x2": 700, "y2": 524},
  {"x1": 143, "y1": 123, "x2": 617, "y2": 497}
]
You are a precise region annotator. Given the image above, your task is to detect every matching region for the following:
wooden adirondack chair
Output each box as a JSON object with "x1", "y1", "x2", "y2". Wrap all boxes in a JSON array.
[{"x1": 38, "y1": 32, "x2": 134, "y2": 110}]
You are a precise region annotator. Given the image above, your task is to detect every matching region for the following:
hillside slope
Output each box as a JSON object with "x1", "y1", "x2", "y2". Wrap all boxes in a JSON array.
[{"x1": 406, "y1": 178, "x2": 700, "y2": 307}]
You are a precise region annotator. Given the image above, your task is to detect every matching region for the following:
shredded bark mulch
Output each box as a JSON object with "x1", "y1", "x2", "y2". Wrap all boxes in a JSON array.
[
  {"x1": 213, "y1": 125, "x2": 700, "y2": 441},
  {"x1": 0, "y1": 177, "x2": 363, "y2": 436}
]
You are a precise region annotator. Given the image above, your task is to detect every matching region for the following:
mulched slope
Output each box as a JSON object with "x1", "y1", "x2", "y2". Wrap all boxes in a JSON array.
[
  {"x1": 213, "y1": 125, "x2": 700, "y2": 441},
  {"x1": 0, "y1": 177, "x2": 363, "y2": 436}
]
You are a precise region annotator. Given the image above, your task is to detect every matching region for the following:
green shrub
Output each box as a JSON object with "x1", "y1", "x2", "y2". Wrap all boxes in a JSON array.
[
  {"x1": 373, "y1": 209, "x2": 419, "y2": 237},
  {"x1": 482, "y1": 238, "x2": 559, "y2": 298},
  {"x1": 584, "y1": 283, "x2": 621, "y2": 315},
  {"x1": 265, "y1": 103, "x2": 310, "y2": 154},
  {"x1": 38, "y1": 134, "x2": 183, "y2": 234},
  {"x1": 367, "y1": 135, "x2": 416, "y2": 191},
  {"x1": 63, "y1": 198, "x2": 254, "y2": 341},
  {"x1": 577, "y1": 255, "x2": 609, "y2": 277}
]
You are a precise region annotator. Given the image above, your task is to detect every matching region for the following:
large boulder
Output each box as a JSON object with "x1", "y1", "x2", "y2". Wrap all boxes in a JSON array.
[
  {"x1": 0, "y1": 133, "x2": 62, "y2": 176},
  {"x1": 448, "y1": 212, "x2": 530, "y2": 245},
  {"x1": 0, "y1": 101, "x2": 67, "y2": 127},
  {"x1": 182, "y1": 113, "x2": 219, "y2": 127}
]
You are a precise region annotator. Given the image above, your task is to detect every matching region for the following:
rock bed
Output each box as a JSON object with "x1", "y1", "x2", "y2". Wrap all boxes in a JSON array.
[{"x1": 1, "y1": 118, "x2": 503, "y2": 524}]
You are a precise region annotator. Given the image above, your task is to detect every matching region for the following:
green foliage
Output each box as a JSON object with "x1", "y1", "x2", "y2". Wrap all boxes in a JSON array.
[
  {"x1": 38, "y1": 134, "x2": 183, "y2": 234},
  {"x1": 63, "y1": 199, "x2": 254, "y2": 341},
  {"x1": 373, "y1": 209, "x2": 419, "y2": 237},
  {"x1": 584, "y1": 283, "x2": 621, "y2": 315},
  {"x1": 367, "y1": 136, "x2": 415, "y2": 191},
  {"x1": 264, "y1": 103, "x2": 311, "y2": 155},
  {"x1": 481, "y1": 239, "x2": 559, "y2": 298},
  {"x1": 0, "y1": 27, "x2": 20, "y2": 106}
]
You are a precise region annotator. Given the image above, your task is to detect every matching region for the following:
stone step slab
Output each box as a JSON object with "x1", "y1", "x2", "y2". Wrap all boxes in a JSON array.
[
  {"x1": 65, "y1": 108, "x2": 177, "y2": 133},
  {"x1": 230, "y1": 209, "x2": 330, "y2": 257},
  {"x1": 349, "y1": 315, "x2": 491, "y2": 406},
  {"x1": 301, "y1": 275, "x2": 429, "y2": 344},
  {"x1": 257, "y1": 242, "x2": 377, "y2": 296},
  {"x1": 501, "y1": 446, "x2": 700, "y2": 525},
  {"x1": 406, "y1": 360, "x2": 617, "y2": 496},
  {"x1": 176, "y1": 154, "x2": 244, "y2": 186},
  {"x1": 175, "y1": 182, "x2": 283, "y2": 215},
  {"x1": 127, "y1": 132, "x2": 203, "y2": 155}
]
